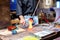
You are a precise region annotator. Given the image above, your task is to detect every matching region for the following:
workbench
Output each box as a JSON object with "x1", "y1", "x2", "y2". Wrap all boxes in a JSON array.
[{"x1": 0, "y1": 23, "x2": 60, "y2": 40}]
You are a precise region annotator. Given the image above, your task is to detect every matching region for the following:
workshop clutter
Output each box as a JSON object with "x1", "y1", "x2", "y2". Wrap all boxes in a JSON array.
[
  {"x1": 28, "y1": 18, "x2": 33, "y2": 31},
  {"x1": 11, "y1": 18, "x2": 20, "y2": 24},
  {"x1": 24, "y1": 16, "x2": 38, "y2": 26},
  {"x1": 54, "y1": 23, "x2": 60, "y2": 28},
  {"x1": 12, "y1": 30, "x2": 17, "y2": 35},
  {"x1": 7, "y1": 26, "x2": 17, "y2": 34},
  {"x1": 8, "y1": 26, "x2": 17, "y2": 31},
  {"x1": 22, "y1": 36, "x2": 40, "y2": 40},
  {"x1": 0, "y1": 27, "x2": 25, "y2": 36}
]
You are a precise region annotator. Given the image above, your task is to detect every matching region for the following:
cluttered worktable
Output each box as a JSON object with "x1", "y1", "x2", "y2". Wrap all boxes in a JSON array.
[{"x1": 0, "y1": 23, "x2": 60, "y2": 40}]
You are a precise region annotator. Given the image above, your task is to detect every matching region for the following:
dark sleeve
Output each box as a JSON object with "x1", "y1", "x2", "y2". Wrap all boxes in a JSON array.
[
  {"x1": 16, "y1": 0, "x2": 22, "y2": 16},
  {"x1": 24, "y1": 0, "x2": 37, "y2": 14}
]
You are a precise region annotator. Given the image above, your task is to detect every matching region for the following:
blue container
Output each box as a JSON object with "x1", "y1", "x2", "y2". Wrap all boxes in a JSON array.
[
  {"x1": 10, "y1": 0, "x2": 17, "y2": 11},
  {"x1": 12, "y1": 30, "x2": 17, "y2": 35}
]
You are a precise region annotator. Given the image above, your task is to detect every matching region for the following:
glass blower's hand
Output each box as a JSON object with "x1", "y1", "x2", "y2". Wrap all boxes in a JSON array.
[{"x1": 19, "y1": 15, "x2": 25, "y2": 25}]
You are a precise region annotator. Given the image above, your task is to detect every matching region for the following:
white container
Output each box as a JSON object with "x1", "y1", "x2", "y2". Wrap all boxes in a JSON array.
[{"x1": 56, "y1": 1, "x2": 60, "y2": 8}]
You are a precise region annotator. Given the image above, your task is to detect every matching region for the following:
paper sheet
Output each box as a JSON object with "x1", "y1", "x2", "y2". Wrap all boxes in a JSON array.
[{"x1": 34, "y1": 30, "x2": 54, "y2": 37}]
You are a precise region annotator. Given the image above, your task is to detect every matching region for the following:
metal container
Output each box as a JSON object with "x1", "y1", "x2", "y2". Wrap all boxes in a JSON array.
[{"x1": 43, "y1": 0, "x2": 53, "y2": 9}]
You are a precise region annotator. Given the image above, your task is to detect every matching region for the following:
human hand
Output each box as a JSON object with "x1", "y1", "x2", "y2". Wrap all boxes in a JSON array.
[{"x1": 19, "y1": 15, "x2": 25, "y2": 25}]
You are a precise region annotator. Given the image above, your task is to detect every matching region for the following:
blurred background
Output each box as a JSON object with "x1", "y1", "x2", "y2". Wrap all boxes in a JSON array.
[{"x1": 0, "y1": 0, "x2": 60, "y2": 29}]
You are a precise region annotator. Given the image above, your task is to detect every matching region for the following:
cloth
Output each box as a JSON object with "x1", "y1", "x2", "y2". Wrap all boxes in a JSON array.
[
  {"x1": 10, "y1": 0, "x2": 17, "y2": 10},
  {"x1": 16, "y1": 0, "x2": 37, "y2": 16}
]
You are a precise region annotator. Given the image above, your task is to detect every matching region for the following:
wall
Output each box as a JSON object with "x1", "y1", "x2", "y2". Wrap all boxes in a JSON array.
[
  {"x1": 0, "y1": 0, "x2": 10, "y2": 29},
  {"x1": 0, "y1": 0, "x2": 10, "y2": 21}
]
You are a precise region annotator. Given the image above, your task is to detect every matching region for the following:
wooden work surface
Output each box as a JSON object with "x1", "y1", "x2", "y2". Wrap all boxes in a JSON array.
[
  {"x1": 0, "y1": 24, "x2": 58, "y2": 40},
  {"x1": 0, "y1": 26, "x2": 42, "y2": 40}
]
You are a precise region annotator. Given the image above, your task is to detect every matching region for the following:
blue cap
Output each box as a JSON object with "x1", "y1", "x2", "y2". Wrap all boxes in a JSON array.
[{"x1": 50, "y1": 8, "x2": 55, "y2": 11}]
